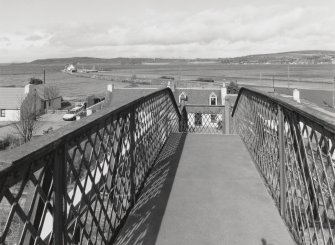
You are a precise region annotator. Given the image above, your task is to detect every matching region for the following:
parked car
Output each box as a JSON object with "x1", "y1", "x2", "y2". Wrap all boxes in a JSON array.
[{"x1": 62, "y1": 105, "x2": 85, "y2": 121}]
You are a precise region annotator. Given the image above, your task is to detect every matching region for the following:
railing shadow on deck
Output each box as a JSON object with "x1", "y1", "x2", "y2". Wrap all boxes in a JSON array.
[{"x1": 113, "y1": 132, "x2": 187, "y2": 245}]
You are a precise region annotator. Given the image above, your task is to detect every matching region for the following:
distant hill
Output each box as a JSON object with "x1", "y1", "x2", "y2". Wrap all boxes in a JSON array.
[
  {"x1": 30, "y1": 57, "x2": 188, "y2": 65},
  {"x1": 220, "y1": 50, "x2": 335, "y2": 64},
  {"x1": 29, "y1": 50, "x2": 335, "y2": 65}
]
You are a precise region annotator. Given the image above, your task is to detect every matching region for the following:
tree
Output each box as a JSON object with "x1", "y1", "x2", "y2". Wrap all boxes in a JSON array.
[
  {"x1": 44, "y1": 85, "x2": 60, "y2": 100},
  {"x1": 227, "y1": 81, "x2": 240, "y2": 94},
  {"x1": 13, "y1": 93, "x2": 40, "y2": 143}
]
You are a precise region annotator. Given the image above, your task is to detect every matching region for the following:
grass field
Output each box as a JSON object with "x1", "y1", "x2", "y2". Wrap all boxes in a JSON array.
[{"x1": 0, "y1": 63, "x2": 334, "y2": 103}]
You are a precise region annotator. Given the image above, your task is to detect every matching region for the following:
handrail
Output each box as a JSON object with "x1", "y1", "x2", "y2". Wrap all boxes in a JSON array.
[
  {"x1": 0, "y1": 88, "x2": 180, "y2": 167},
  {"x1": 184, "y1": 104, "x2": 224, "y2": 108},
  {"x1": 232, "y1": 87, "x2": 335, "y2": 245},
  {"x1": 0, "y1": 88, "x2": 180, "y2": 244},
  {"x1": 232, "y1": 87, "x2": 335, "y2": 134}
]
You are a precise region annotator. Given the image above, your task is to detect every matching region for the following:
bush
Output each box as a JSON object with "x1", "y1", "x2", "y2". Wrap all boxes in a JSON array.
[
  {"x1": 61, "y1": 101, "x2": 72, "y2": 109},
  {"x1": 0, "y1": 135, "x2": 22, "y2": 150},
  {"x1": 160, "y1": 76, "x2": 175, "y2": 80},
  {"x1": 227, "y1": 81, "x2": 240, "y2": 94},
  {"x1": 0, "y1": 138, "x2": 10, "y2": 150},
  {"x1": 196, "y1": 78, "x2": 214, "y2": 83},
  {"x1": 29, "y1": 77, "x2": 43, "y2": 85}
]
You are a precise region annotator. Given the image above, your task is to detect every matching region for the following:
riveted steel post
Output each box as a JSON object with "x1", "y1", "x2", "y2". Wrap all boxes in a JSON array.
[
  {"x1": 225, "y1": 99, "x2": 230, "y2": 134},
  {"x1": 278, "y1": 105, "x2": 286, "y2": 218},
  {"x1": 129, "y1": 107, "x2": 137, "y2": 206},
  {"x1": 54, "y1": 145, "x2": 66, "y2": 244}
]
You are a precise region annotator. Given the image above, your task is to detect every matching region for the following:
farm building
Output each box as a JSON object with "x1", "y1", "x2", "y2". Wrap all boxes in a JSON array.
[{"x1": 63, "y1": 64, "x2": 77, "y2": 73}]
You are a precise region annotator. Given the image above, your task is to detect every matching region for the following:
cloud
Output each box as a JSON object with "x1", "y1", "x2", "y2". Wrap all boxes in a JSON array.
[
  {"x1": 0, "y1": 36, "x2": 10, "y2": 42},
  {"x1": 47, "y1": 6, "x2": 335, "y2": 49},
  {"x1": 0, "y1": 36, "x2": 11, "y2": 48},
  {"x1": 25, "y1": 34, "x2": 44, "y2": 41},
  {"x1": 1, "y1": 3, "x2": 335, "y2": 62}
]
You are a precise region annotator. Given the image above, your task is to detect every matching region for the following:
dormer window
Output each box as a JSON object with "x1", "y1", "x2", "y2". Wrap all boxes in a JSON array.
[
  {"x1": 209, "y1": 92, "x2": 217, "y2": 106},
  {"x1": 179, "y1": 92, "x2": 187, "y2": 104}
]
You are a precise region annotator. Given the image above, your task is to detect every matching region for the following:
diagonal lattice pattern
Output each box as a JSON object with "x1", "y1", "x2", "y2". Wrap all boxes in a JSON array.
[
  {"x1": 233, "y1": 88, "x2": 335, "y2": 245},
  {"x1": 0, "y1": 88, "x2": 180, "y2": 244},
  {"x1": 180, "y1": 105, "x2": 225, "y2": 134}
]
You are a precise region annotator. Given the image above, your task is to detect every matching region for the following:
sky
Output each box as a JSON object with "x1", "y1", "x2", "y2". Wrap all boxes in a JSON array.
[{"x1": 0, "y1": 0, "x2": 334, "y2": 62}]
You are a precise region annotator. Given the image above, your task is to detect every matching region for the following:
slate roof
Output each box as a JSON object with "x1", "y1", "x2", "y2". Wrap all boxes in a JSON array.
[
  {"x1": 0, "y1": 87, "x2": 26, "y2": 109},
  {"x1": 110, "y1": 87, "x2": 224, "y2": 108},
  {"x1": 174, "y1": 88, "x2": 222, "y2": 105}
]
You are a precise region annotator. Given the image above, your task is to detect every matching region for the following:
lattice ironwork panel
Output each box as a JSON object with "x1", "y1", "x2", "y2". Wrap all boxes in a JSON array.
[
  {"x1": 0, "y1": 88, "x2": 180, "y2": 244},
  {"x1": 233, "y1": 88, "x2": 335, "y2": 245},
  {"x1": 283, "y1": 110, "x2": 335, "y2": 245},
  {"x1": 0, "y1": 153, "x2": 55, "y2": 245},
  {"x1": 181, "y1": 106, "x2": 225, "y2": 134}
]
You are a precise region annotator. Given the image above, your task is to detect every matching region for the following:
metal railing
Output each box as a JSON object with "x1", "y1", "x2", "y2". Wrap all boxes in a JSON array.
[
  {"x1": 233, "y1": 87, "x2": 335, "y2": 245},
  {"x1": 180, "y1": 97, "x2": 236, "y2": 135},
  {"x1": 0, "y1": 88, "x2": 180, "y2": 244},
  {"x1": 180, "y1": 105, "x2": 225, "y2": 134}
]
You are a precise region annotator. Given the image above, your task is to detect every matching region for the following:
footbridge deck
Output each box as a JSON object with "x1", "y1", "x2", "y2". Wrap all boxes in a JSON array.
[{"x1": 115, "y1": 134, "x2": 295, "y2": 245}]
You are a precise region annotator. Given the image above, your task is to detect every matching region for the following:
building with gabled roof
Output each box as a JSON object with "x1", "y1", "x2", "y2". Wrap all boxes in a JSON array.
[
  {"x1": 0, "y1": 84, "x2": 62, "y2": 121},
  {"x1": 95, "y1": 82, "x2": 234, "y2": 131},
  {"x1": 0, "y1": 87, "x2": 27, "y2": 121}
]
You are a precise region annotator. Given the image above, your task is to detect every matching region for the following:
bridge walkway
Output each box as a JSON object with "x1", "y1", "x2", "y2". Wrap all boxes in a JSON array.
[{"x1": 115, "y1": 133, "x2": 295, "y2": 245}]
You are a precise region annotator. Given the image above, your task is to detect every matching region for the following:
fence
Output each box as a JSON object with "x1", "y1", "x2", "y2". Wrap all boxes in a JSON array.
[
  {"x1": 0, "y1": 88, "x2": 180, "y2": 244},
  {"x1": 233, "y1": 87, "x2": 335, "y2": 245}
]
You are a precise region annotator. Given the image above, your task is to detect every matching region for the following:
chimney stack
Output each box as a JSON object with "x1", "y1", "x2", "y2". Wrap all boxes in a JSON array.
[
  {"x1": 107, "y1": 84, "x2": 114, "y2": 93},
  {"x1": 293, "y1": 89, "x2": 300, "y2": 103},
  {"x1": 24, "y1": 84, "x2": 32, "y2": 94},
  {"x1": 168, "y1": 81, "x2": 175, "y2": 92},
  {"x1": 105, "y1": 84, "x2": 114, "y2": 106},
  {"x1": 221, "y1": 82, "x2": 227, "y2": 106}
]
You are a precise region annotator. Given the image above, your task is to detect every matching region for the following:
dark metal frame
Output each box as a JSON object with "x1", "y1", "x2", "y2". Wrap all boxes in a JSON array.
[
  {"x1": 233, "y1": 87, "x2": 335, "y2": 245},
  {"x1": 0, "y1": 88, "x2": 180, "y2": 244},
  {"x1": 180, "y1": 105, "x2": 228, "y2": 134}
]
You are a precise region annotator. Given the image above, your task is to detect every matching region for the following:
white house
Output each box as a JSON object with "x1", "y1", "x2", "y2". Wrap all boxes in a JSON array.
[
  {"x1": 63, "y1": 64, "x2": 77, "y2": 73},
  {"x1": 0, "y1": 87, "x2": 26, "y2": 121},
  {"x1": 0, "y1": 84, "x2": 62, "y2": 121},
  {"x1": 173, "y1": 83, "x2": 228, "y2": 130}
]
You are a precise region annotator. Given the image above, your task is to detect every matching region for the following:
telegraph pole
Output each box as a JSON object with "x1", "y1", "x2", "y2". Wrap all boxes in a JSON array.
[
  {"x1": 287, "y1": 64, "x2": 290, "y2": 89},
  {"x1": 43, "y1": 70, "x2": 46, "y2": 84},
  {"x1": 273, "y1": 74, "x2": 275, "y2": 92}
]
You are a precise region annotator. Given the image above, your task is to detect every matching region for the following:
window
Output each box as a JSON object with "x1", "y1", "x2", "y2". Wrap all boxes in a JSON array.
[
  {"x1": 195, "y1": 113, "x2": 202, "y2": 126},
  {"x1": 209, "y1": 92, "x2": 217, "y2": 106},
  {"x1": 211, "y1": 114, "x2": 217, "y2": 123},
  {"x1": 179, "y1": 92, "x2": 187, "y2": 104},
  {"x1": 0, "y1": 109, "x2": 5, "y2": 117}
]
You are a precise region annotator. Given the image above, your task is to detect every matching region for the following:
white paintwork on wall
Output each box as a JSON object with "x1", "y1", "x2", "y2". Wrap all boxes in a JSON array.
[
  {"x1": 0, "y1": 109, "x2": 20, "y2": 121},
  {"x1": 221, "y1": 84, "x2": 227, "y2": 106}
]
